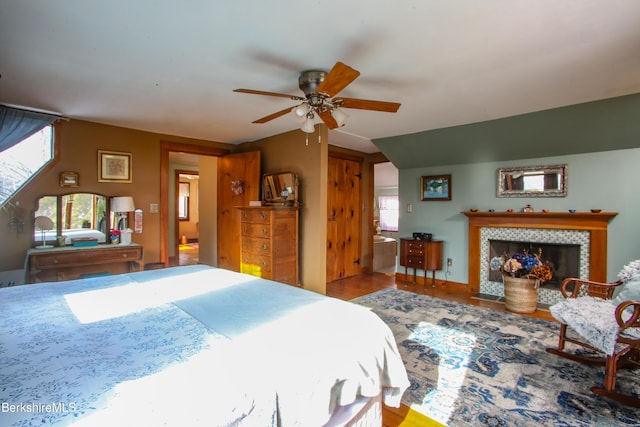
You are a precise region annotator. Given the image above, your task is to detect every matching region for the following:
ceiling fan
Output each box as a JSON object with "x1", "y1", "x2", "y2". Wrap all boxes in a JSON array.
[{"x1": 233, "y1": 62, "x2": 401, "y2": 133}]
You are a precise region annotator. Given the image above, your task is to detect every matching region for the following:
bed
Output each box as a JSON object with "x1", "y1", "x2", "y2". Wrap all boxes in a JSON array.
[
  {"x1": 0, "y1": 265, "x2": 409, "y2": 426},
  {"x1": 34, "y1": 228, "x2": 107, "y2": 244}
]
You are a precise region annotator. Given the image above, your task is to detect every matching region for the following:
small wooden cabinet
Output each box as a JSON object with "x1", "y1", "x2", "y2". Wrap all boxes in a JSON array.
[
  {"x1": 26, "y1": 244, "x2": 143, "y2": 283},
  {"x1": 399, "y1": 238, "x2": 443, "y2": 287},
  {"x1": 238, "y1": 207, "x2": 299, "y2": 286}
]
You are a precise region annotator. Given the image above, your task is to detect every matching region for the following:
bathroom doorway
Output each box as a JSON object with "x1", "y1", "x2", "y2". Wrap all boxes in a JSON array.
[{"x1": 373, "y1": 162, "x2": 399, "y2": 274}]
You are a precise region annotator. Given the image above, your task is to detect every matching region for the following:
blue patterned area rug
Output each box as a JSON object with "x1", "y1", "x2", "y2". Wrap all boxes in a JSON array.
[{"x1": 352, "y1": 288, "x2": 640, "y2": 426}]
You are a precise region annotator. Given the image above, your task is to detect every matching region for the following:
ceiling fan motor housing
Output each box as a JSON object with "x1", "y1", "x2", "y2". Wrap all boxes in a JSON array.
[{"x1": 299, "y1": 70, "x2": 327, "y2": 98}]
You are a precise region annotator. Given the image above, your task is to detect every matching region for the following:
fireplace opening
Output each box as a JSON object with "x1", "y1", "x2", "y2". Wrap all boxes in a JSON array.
[{"x1": 488, "y1": 240, "x2": 580, "y2": 288}]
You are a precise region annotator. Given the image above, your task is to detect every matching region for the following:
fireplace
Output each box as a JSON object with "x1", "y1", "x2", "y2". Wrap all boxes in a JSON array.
[
  {"x1": 488, "y1": 239, "x2": 580, "y2": 287},
  {"x1": 464, "y1": 211, "x2": 617, "y2": 305},
  {"x1": 481, "y1": 227, "x2": 589, "y2": 304}
]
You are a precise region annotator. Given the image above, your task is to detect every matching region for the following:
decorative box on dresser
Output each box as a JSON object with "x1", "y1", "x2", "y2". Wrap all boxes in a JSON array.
[
  {"x1": 399, "y1": 238, "x2": 443, "y2": 287},
  {"x1": 238, "y1": 206, "x2": 299, "y2": 286}
]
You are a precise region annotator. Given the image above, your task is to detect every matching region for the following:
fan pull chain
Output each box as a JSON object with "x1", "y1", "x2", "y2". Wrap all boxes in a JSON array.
[
  {"x1": 305, "y1": 133, "x2": 309, "y2": 146},
  {"x1": 318, "y1": 134, "x2": 321, "y2": 144}
]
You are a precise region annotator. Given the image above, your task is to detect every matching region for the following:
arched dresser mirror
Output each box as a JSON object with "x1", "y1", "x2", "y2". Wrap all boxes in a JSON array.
[{"x1": 33, "y1": 193, "x2": 109, "y2": 246}]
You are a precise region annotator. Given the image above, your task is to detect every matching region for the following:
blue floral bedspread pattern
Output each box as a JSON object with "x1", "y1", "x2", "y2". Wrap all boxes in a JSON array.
[
  {"x1": 0, "y1": 268, "x2": 275, "y2": 426},
  {"x1": 1, "y1": 265, "x2": 407, "y2": 426}
]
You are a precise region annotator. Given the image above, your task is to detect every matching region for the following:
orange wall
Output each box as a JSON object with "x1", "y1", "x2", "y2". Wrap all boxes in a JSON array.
[
  {"x1": 0, "y1": 119, "x2": 232, "y2": 271},
  {"x1": 240, "y1": 126, "x2": 328, "y2": 293},
  {"x1": 1, "y1": 118, "x2": 381, "y2": 294}
]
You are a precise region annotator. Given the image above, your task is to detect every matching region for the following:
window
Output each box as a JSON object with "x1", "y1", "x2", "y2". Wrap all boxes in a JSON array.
[
  {"x1": 0, "y1": 125, "x2": 53, "y2": 206},
  {"x1": 178, "y1": 182, "x2": 190, "y2": 220},
  {"x1": 378, "y1": 195, "x2": 399, "y2": 231}
]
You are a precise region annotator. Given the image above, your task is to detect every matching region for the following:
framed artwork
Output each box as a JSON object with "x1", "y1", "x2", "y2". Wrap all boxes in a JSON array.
[
  {"x1": 59, "y1": 171, "x2": 79, "y2": 187},
  {"x1": 421, "y1": 174, "x2": 451, "y2": 201},
  {"x1": 98, "y1": 150, "x2": 132, "y2": 183}
]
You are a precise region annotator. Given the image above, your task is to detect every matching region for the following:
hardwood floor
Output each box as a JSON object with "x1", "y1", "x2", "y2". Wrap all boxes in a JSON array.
[
  {"x1": 326, "y1": 272, "x2": 556, "y2": 427},
  {"x1": 326, "y1": 272, "x2": 554, "y2": 321}
]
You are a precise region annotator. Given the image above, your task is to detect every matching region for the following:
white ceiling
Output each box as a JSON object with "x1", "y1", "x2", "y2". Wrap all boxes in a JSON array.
[{"x1": 2, "y1": 1, "x2": 640, "y2": 154}]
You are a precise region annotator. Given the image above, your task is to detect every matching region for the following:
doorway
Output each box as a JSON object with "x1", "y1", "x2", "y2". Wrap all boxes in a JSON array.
[
  {"x1": 372, "y1": 162, "x2": 399, "y2": 274},
  {"x1": 160, "y1": 142, "x2": 229, "y2": 267},
  {"x1": 176, "y1": 170, "x2": 199, "y2": 266}
]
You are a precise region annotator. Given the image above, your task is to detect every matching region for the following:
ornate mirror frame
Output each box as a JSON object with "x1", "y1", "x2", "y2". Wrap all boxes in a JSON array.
[{"x1": 497, "y1": 164, "x2": 567, "y2": 198}]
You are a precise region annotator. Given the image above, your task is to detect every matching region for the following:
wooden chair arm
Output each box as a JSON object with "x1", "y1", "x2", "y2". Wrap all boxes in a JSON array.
[
  {"x1": 559, "y1": 278, "x2": 624, "y2": 299},
  {"x1": 614, "y1": 300, "x2": 640, "y2": 331}
]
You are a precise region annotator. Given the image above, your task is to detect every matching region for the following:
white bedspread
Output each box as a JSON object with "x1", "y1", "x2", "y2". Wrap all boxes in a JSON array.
[{"x1": 0, "y1": 265, "x2": 408, "y2": 426}]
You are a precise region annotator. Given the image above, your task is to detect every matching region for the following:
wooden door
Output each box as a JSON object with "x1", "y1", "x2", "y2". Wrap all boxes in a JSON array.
[
  {"x1": 327, "y1": 155, "x2": 361, "y2": 282},
  {"x1": 217, "y1": 151, "x2": 260, "y2": 271}
]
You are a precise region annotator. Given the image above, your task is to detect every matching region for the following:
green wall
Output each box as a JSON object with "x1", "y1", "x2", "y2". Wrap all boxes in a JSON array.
[
  {"x1": 400, "y1": 148, "x2": 640, "y2": 284},
  {"x1": 376, "y1": 92, "x2": 640, "y2": 169}
]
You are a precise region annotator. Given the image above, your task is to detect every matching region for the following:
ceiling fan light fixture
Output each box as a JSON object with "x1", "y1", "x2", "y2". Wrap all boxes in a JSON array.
[
  {"x1": 293, "y1": 103, "x2": 310, "y2": 117},
  {"x1": 301, "y1": 116, "x2": 315, "y2": 133},
  {"x1": 331, "y1": 107, "x2": 349, "y2": 127}
]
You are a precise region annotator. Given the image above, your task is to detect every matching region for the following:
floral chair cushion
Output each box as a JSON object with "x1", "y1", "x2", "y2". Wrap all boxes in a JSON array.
[{"x1": 550, "y1": 296, "x2": 640, "y2": 355}]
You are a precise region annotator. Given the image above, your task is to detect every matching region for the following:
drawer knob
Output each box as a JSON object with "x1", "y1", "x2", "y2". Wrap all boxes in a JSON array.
[
  {"x1": 122, "y1": 254, "x2": 128, "y2": 258},
  {"x1": 262, "y1": 244, "x2": 269, "y2": 250},
  {"x1": 262, "y1": 228, "x2": 268, "y2": 235},
  {"x1": 260, "y1": 213, "x2": 268, "y2": 219},
  {"x1": 243, "y1": 226, "x2": 248, "y2": 232}
]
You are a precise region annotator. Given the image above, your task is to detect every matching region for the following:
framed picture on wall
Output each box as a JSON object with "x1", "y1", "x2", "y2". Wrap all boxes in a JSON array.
[
  {"x1": 421, "y1": 174, "x2": 451, "y2": 201},
  {"x1": 98, "y1": 150, "x2": 132, "y2": 183},
  {"x1": 59, "y1": 171, "x2": 79, "y2": 187}
]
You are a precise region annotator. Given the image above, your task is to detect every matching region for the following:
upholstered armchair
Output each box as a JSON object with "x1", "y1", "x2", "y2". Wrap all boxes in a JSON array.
[{"x1": 547, "y1": 278, "x2": 640, "y2": 407}]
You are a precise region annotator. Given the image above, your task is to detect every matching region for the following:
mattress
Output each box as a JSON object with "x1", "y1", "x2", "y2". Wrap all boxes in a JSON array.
[{"x1": 0, "y1": 265, "x2": 408, "y2": 426}]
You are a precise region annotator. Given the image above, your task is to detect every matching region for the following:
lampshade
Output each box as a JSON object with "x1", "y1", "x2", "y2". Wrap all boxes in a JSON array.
[
  {"x1": 293, "y1": 103, "x2": 310, "y2": 117},
  {"x1": 331, "y1": 108, "x2": 349, "y2": 127},
  {"x1": 301, "y1": 116, "x2": 315, "y2": 133},
  {"x1": 111, "y1": 196, "x2": 135, "y2": 212}
]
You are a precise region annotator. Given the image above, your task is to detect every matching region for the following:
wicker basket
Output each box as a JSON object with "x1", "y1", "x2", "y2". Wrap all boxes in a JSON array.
[{"x1": 503, "y1": 275, "x2": 540, "y2": 313}]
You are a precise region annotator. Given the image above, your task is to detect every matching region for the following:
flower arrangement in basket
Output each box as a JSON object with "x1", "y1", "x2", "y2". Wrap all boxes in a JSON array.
[{"x1": 490, "y1": 248, "x2": 553, "y2": 283}]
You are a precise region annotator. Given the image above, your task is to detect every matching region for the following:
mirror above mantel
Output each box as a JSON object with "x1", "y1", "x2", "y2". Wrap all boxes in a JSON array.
[{"x1": 497, "y1": 164, "x2": 567, "y2": 198}]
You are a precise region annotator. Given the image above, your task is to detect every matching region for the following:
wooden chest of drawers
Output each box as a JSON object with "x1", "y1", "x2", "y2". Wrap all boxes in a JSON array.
[
  {"x1": 238, "y1": 207, "x2": 299, "y2": 286},
  {"x1": 399, "y1": 238, "x2": 443, "y2": 287},
  {"x1": 26, "y1": 244, "x2": 143, "y2": 283}
]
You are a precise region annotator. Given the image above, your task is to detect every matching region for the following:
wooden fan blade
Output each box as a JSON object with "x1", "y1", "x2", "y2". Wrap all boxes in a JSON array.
[
  {"x1": 234, "y1": 88, "x2": 305, "y2": 101},
  {"x1": 252, "y1": 107, "x2": 294, "y2": 124},
  {"x1": 317, "y1": 109, "x2": 339, "y2": 129},
  {"x1": 333, "y1": 97, "x2": 401, "y2": 113},
  {"x1": 316, "y1": 62, "x2": 360, "y2": 97}
]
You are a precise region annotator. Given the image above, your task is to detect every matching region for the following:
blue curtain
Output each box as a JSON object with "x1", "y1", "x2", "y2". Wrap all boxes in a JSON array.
[{"x1": 0, "y1": 105, "x2": 60, "y2": 153}]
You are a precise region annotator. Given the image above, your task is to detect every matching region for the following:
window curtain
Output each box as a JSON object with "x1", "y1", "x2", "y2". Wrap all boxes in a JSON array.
[
  {"x1": 378, "y1": 195, "x2": 399, "y2": 231},
  {"x1": 179, "y1": 183, "x2": 190, "y2": 197},
  {"x1": 0, "y1": 105, "x2": 60, "y2": 153}
]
